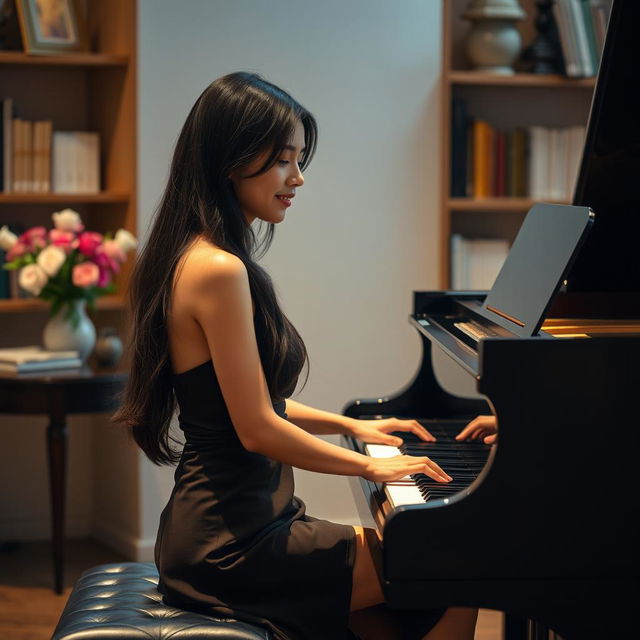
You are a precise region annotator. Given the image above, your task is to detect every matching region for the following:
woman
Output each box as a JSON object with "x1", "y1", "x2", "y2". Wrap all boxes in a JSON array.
[{"x1": 115, "y1": 72, "x2": 477, "y2": 640}]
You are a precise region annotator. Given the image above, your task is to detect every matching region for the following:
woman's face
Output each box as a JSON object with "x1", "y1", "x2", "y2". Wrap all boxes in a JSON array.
[{"x1": 230, "y1": 120, "x2": 306, "y2": 225}]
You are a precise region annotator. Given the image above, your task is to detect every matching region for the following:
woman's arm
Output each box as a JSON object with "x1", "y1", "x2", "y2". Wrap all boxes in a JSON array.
[
  {"x1": 286, "y1": 399, "x2": 437, "y2": 445},
  {"x1": 284, "y1": 399, "x2": 356, "y2": 435},
  {"x1": 182, "y1": 251, "x2": 450, "y2": 483}
]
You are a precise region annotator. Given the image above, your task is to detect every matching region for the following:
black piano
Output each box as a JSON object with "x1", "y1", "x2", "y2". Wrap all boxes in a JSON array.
[{"x1": 342, "y1": 1, "x2": 640, "y2": 638}]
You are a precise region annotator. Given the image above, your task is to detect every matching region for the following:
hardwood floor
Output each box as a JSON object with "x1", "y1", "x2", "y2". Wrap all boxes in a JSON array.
[
  {"x1": 0, "y1": 538, "x2": 127, "y2": 640},
  {"x1": 0, "y1": 538, "x2": 503, "y2": 639}
]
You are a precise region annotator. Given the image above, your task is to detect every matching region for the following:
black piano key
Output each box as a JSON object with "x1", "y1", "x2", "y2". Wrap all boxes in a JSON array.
[{"x1": 370, "y1": 416, "x2": 493, "y2": 502}]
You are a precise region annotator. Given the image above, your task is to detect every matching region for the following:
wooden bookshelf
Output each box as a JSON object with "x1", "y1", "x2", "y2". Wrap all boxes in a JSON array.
[
  {"x1": 0, "y1": 0, "x2": 136, "y2": 346},
  {"x1": 440, "y1": 0, "x2": 600, "y2": 288},
  {"x1": 0, "y1": 295, "x2": 125, "y2": 314},
  {"x1": 0, "y1": 192, "x2": 129, "y2": 204},
  {"x1": 448, "y1": 70, "x2": 596, "y2": 88},
  {"x1": 0, "y1": 51, "x2": 128, "y2": 67},
  {"x1": 449, "y1": 197, "x2": 570, "y2": 213}
]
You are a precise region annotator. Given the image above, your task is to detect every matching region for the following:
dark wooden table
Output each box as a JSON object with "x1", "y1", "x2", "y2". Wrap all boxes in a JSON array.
[{"x1": 0, "y1": 367, "x2": 127, "y2": 593}]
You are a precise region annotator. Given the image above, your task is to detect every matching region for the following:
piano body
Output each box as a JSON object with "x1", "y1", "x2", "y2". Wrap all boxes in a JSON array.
[{"x1": 342, "y1": 1, "x2": 640, "y2": 638}]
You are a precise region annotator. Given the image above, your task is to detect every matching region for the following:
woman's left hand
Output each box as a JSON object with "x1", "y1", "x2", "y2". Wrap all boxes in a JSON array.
[{"x1": 349, "y1": 417, "x2": 436, "y2": 447}]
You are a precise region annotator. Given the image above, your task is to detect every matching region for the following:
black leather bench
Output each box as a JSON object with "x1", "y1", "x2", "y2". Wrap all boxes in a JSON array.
[{"x1": 51, "y1": 561, "x2": 271, "y2": 640}]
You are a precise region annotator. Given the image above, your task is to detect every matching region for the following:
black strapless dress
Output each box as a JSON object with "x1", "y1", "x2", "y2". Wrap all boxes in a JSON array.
[{"x1": 155, "y1": 359, "x2": 356, "y2": 640}]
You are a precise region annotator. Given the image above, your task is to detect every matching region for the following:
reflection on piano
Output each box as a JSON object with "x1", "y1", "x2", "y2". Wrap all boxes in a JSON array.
[{"x1": 341, "y1": 1, "x2": 640, "y2": 638}]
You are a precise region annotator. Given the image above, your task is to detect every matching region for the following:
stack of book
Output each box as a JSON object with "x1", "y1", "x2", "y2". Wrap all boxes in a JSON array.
[
  {"x1": 1, "y1": 97, "x2": 100, "y2": 194},
  {"x1": 0, "y1": 346, "x2": 82, "y2": 373},
  {"x1": 553, "y1": 0, "x2": 611, "y2": 78},
  {"x1": 451, "y1": 98, "x2": 586, "y2": 201},
  {"x1": 450, "y1": 235, "x2": 510, "y2": 291}
]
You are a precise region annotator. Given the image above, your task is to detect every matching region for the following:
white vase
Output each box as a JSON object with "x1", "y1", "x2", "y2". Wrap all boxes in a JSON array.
[{"x1": 43, "y1": 299, "x2": 96, "y2": 363}]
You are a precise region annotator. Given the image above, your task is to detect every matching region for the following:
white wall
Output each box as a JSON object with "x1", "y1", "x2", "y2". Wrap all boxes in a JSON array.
[{"x1": 132, "y1": 0, "x2": 445, "y2": 554}]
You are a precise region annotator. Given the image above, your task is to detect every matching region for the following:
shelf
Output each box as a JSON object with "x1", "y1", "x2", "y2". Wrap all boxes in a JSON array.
[
  {"x1": 448, "y1": 71, "x2": 596, "y2": 89},
  {"x1": 0, "y1": 295, "x2": 125, "y2": 313},
  {"x1": 0, "y1": 192, "x2": 129, "y2": 204},
  {"x1": 448, "y1": 198, "x2": 570, "y2": 213},
  {"x1": 0, "y1": 51, "x2": 129, "y2": 67}
]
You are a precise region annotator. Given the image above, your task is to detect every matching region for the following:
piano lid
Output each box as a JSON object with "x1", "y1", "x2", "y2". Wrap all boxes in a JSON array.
[{"x1": 559, "y1": 0, "x2": 640, "y2": 316}]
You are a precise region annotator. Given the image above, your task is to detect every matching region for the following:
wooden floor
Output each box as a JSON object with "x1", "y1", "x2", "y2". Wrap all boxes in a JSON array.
[{"x1": 0, "y1": 537, "x2": 503, "y2": 639}]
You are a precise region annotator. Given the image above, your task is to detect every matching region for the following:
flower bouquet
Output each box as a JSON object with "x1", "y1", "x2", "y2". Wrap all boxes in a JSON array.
[{"x1": 0, "y1": 208, "x2": 137, "y2": 327}]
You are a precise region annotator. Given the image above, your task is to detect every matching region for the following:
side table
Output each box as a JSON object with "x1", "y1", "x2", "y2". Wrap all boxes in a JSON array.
[{"x1": 0, "y1": 367, "x2": 127, "y2": 593}]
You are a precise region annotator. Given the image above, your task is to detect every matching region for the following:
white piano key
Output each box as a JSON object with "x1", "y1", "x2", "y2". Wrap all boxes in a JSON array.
[
  {"x1": 385, "y1": 482, "x2": 425, "y2": 507},
  {"x1": 364, "y1": 444, "x2": 424, "y2": 505},
  {"x1": 364, "y1": 444, "x2": 401, "y2": 458}
]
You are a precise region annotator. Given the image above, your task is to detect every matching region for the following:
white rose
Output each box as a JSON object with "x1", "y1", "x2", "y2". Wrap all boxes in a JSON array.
[
  {"x1": 0, "y1": 225, "x2": 18, "y2": 251},
  {"x1": 18, "y1": 264, "x2": 49, "y2": 296},
  {"x1": 37, "y1": 244, "x2": 67, "y2": 277},
  {"x1": 52, "y1": 208, "x2": 83, "y2": 232},
  {"x1": 114, "y1": 228, "x2": 138, "y2": 253}
]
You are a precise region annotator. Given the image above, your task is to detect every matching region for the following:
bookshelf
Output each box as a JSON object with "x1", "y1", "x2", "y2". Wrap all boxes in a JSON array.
[
  {"x1": 441, "y1": 0, "x2": 602, "y2": 289},
  {"x1": 0, "y1": 0, "x2": 136, "y2": 343}
]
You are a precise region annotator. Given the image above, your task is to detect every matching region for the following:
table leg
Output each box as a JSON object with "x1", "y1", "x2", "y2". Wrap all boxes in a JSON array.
[{"x1": 47, "y1": 416, "x2": 67, "y2": 594}]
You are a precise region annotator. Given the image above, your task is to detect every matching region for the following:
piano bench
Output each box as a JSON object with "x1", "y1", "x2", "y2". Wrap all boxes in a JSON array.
[{"x1": 51, "y1": 561, "x2": 271, "y2": 640}]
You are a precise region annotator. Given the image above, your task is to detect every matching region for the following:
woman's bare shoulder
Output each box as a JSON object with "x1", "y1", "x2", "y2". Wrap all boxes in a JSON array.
[{"x1": 178, "y1": 239, "x2": 247, "y2": 290}]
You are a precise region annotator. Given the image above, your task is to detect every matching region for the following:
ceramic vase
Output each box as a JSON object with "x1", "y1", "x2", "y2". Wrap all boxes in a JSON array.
[
  {"x1": 43, "y1": 299, "x2": 96, "y2": 362},
  {"x1": 462, "y1": 0, "x2": 526, "y2": 75}
]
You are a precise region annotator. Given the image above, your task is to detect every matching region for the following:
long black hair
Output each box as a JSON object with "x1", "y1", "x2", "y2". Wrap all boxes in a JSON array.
[{"x1": 114, "y1": 72, "x2": 317, "y2": 465}]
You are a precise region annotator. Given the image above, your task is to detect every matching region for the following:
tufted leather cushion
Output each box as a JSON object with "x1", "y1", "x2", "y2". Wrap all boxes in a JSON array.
[{"x1": 51, "y1": 561, "x2": 271, "y2": 639}]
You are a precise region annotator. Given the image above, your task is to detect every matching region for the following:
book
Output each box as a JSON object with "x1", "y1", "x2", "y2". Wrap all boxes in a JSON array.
[
  {"x1": 579, "y1": 0, "x2": 600, "y2": 73},
  {"x1": 52, "y1": 130, "x2": 100, "y2": 193},
  {"x1": 450, "y1": 235, "x2": 510, "y2": 291},
  {"x1": 472, "y1": 119, "x2": 493, "y2": 198},
  {"x1": 554, "y1": 0, "x2": 582, "y2": 76},
  {"x1": 568, "y1": 0, "x2": 595, "y2": 76},
  {"x1": 2, "y1": 98, "x2": 13, "y2": 193},
  {"x1": 512, "y1": 128, "x2": 528, "y2": 197},
  {"x1": 493, "y1": 130, "x2": 506, "y2": 197},
  {"x1": 32, "y1": 120, "x2": 52, "y2": 193},
  {"x1": 450, "y1": 97, "x2": 468, "y2": 197},
  {"x1": 0, "y1": 346, "x2": 82, "y2": 373}
]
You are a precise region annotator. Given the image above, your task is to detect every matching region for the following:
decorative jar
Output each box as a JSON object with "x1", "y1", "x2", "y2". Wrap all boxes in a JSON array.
[{"x1": 462, "y1": 0, "x2": 527, "y2": 75}]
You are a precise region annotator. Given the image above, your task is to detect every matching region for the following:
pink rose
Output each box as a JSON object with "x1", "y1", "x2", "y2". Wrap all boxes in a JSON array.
[
  {"x1": 102, "y1": 239, "x2": 126, "y2": 263},
  {"x1": 19, "y1": 226, "x2": 47, "y2": 251},
  {"x1": 97, "y1": 265, "x2": 112, "y2": 288},
  {"x1": 6, "y1": 242, "x2": 28, "y2": 261},
  {"x1": 77, "y1": 232, "x2": 103, "y2": 258},
  {"x1": 94, "y1": 245, "x2": 120, "y2": 273},
  {"x1": 49, "y1": 229, "x2": 77, "y2": 253},
  {"x1": 72, "y1": 261, "x2": 100, "y2": 288}
]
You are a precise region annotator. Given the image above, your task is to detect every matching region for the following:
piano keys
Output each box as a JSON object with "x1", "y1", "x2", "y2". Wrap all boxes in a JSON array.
[{"x1": 358, "y1": 419, "x2": 491, "y2": 509}]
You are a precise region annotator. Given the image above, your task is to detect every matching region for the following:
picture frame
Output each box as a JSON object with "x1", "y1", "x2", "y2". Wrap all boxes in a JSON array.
[{"x1": 15, "y1": 0, "x2": 88, "y2": 55}]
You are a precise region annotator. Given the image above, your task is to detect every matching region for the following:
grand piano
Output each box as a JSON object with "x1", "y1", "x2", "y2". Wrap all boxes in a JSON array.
[{"x1": 342, "y1": 1, "x2": 640, "y2": 638}]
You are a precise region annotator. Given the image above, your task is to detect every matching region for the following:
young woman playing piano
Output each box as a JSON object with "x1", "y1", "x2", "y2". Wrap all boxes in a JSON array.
[{"x1": 115, "y1": 72, "x2": 478, "y2": 640}]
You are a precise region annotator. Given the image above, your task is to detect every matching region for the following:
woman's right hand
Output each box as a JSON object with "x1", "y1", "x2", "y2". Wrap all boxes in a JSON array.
[
  {"x1": 363, "y1": 455, "x2": 452, "y2": 483},
  {"x1": 455, "y1": 415, "x2": 497, "y2": 444}
]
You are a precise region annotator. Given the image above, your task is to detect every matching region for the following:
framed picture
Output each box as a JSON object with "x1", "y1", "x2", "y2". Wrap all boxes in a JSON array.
[{"x1": 15, "y1": 0, "x2": 88, "y2": 55}]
